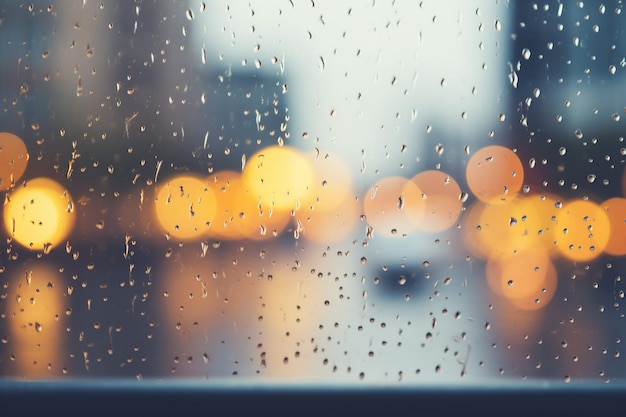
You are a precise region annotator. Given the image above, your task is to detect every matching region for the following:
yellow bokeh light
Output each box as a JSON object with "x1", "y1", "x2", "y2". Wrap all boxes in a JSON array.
[
  {"x1": 600, "y1": 197, "x2": 626, "y2": 256},
  {"x1": 466, "y1": 145, "x2": 524, "y2": 204},
  {"x1": 462, "y1": 196, "x2": 554, "y2": 260},
  {"x1": 0, "y1": 132, "x2": 29, "y2": 191},
  {"x1": 241, "y1": 145, "x2": 316, "y2": 212},
  {"x1": 554, "y1": 199, "x2": 610, "y2": 262},
  {"x1": 2, "y1": 177, "x2": 75, "y2": 251},
  {"x1": 154, "y1": 174, "x2": 217, "y2": 240},
  {"x1": 206, "y1": 170, "x2": 290, "y2": 240},
  {"x1": 363, "y1": 176, "x2": 425, "y2": 237},
  {"x1": 409, "y1": 170, "x2": 463, "y2": 232},
  {"x1": 206, "y1": 170, "x2": 248, "y2": 240},
  {"x1": 525, "y1": 192, "x2": 562, "y2": 254},
  {"x1": 486, "y1": 249, "x2": 557, "y2": 310}
]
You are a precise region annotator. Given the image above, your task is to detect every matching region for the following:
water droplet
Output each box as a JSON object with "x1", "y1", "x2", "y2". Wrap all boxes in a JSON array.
[
  {"x1": 587, "y1": 174, "x2": 596, "y2": 183},
  {"x1": 509, "y1": 217, "x2": 518, "y2": 226},
  {"x1": 521, "y1": 48, "x2": 531, "y2": 60},
  {"x1": 186, "y1": 8, "x2": 194, "y2": 20},
  {"x1": 559, "y1": 147, "x2": 567, "y2": 155},
  {"x1": 397, "y1": 276, "x2": 407, "y2": 286},
  {"x1": 609, "y1": 65, "x2": 617, "y2": 74}
]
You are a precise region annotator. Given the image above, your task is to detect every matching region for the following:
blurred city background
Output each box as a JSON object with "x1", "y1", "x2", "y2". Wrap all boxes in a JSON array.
[{"x1": 1, "y1": 0, "x2": 626, "y2": 384}]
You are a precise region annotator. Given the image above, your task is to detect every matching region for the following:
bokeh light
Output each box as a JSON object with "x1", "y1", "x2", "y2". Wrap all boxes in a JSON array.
[
  {"x1": 0, "y1": 132, "x2": 29, "y2": 191},
  {"x1": 206, "y1": 170, "x2": 248, "y2": 240},
  {"x1": 409, "y1": 170, "x2": 463, "y2": 232},
  {"x1": 466, "y1": 145, "x2": 524, "y2": 204},
  {"x1": 600, "y1": 197, "x2": 626, "y2": 256},
  {"x1": 294, "y1": 152, "x2": 359, "y2": 243},
  {"x1": 2, "y1": 177, "x2": 75, "y2": 251},
  {"x1": 242, "y1": 145, "x2": 316, "y2": 212},
  {"x1": 153, "y1": 174, "x2": 217, "y2": 240},
  {"x1": 462, "y1": 196, "x2": 551, "y2": 260},
  {"x1": 363, "y1": 176, "x2": 425, "y2": 237},
  {"x1": 486, "y1": 249, "x2": 557, "y2": 310},
  {"x1": 554, "y1": 199, "x2": 610, "y2": 262},
  {"x1": 207, "y1": 170, "x2": 291, "y2": 240}
]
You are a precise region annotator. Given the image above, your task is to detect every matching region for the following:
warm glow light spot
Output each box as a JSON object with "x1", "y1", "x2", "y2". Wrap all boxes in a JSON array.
[
  {"x1": 234, "y1": 187, "x2": 291, "y2": 240},
  {"x1": 154, "y1": 174, "x2": 217, "y2": 240},
  {"x1": 206, "y1": 170, "x2": 290, "y2": 240},
  {"x1": 487, "y1": 249, "x2": 557, "y2": 310},
  {"x1": 294, "y1": 152, "x2": 358, "y2": 243},
  {"x1": 363, "y1": 176, "x2": 425, "y2": 237},
  {"x1": 241, "y1": 146, "x2": 316, "y2": 212},
  {"x1": 409, "y1": 170, "x2": 463, "y2": 232},
  {"x1": 601, "y1": 197, "x2": 626, "y2": 256},
  {"x1": 466, "y1": 145, "x2": 524, "y2": 204},
  {"x1": 206, "y1": 170, "x2": 247, "y2": 240},
  {"x1": 0, "y1": 132, "x2": 29, "y2": 191},
  {"x1": 3, "y1": 177, "x2": 75, "y2": 250},
  {"x1": 554, "y1": 199, "x2": 610, "y2": 262},
  {"x1": 295, "y1": 195, "x2": 359, "y2": 243},
  {"x1": 306, "y1": 152, "x2": 353, "y2": 212},
  {"x1": 526, "y1": 193, "x2": 562, "y2": 254},
  {"x1": 462, "y1": 196, "x2": 548, "y2": 259},
  {"x1": 6, "y1": 264, "x2": 65, "y2": 377}
]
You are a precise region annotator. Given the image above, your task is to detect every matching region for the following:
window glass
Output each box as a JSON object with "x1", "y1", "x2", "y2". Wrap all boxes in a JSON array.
[{"x1": 1, "y1": 0, "x2": 625, "y2": 384}]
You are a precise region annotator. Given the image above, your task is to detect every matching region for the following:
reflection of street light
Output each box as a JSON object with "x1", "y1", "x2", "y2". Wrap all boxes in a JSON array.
[
  {"x1": 3, "y1": 178, "x2": 75, "y2": 251},
  {"x1": 5, "y1": 264, "x2": 66, "y2": 377}
]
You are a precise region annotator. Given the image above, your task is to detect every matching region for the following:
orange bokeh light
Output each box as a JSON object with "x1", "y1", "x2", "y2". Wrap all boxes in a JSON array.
[
  {"x1": 554, "y1": 199, "x2": 610, "y2": 262},
  {"x1": 207, "y1": 170, "x2": 290, "y2": 240},
  {"x1": 4, "y1": 264, "x2": 66, "y2": 377},
  {"x1": 466, "y1": 145, "x2": 524, "y2": 204},
  {"x1": 409, "y1": 170, "x2": 463, "y2": 232},
  {"x1": 363, "y1": 176, "x2": 425, "y2": 237},
  {"x1": 486, "y1": 249, "x2": 557, "y2": 310},
  {"x1": 600, "y1": 197, "x2": 626, "y2": 256},
  {"x1": 0, "y1": 132, "x2": 29, "y2": 191}
]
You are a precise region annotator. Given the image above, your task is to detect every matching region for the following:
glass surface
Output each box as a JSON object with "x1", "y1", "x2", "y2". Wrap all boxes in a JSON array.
[{"x1": 1, "y1": 0, "x2": 626, "y2": 390}]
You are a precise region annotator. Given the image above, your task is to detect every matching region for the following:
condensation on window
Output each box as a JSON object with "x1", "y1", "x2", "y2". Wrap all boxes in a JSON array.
[{"x1": 1, "y1": 1, "x2": 626, "y2": 384}]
